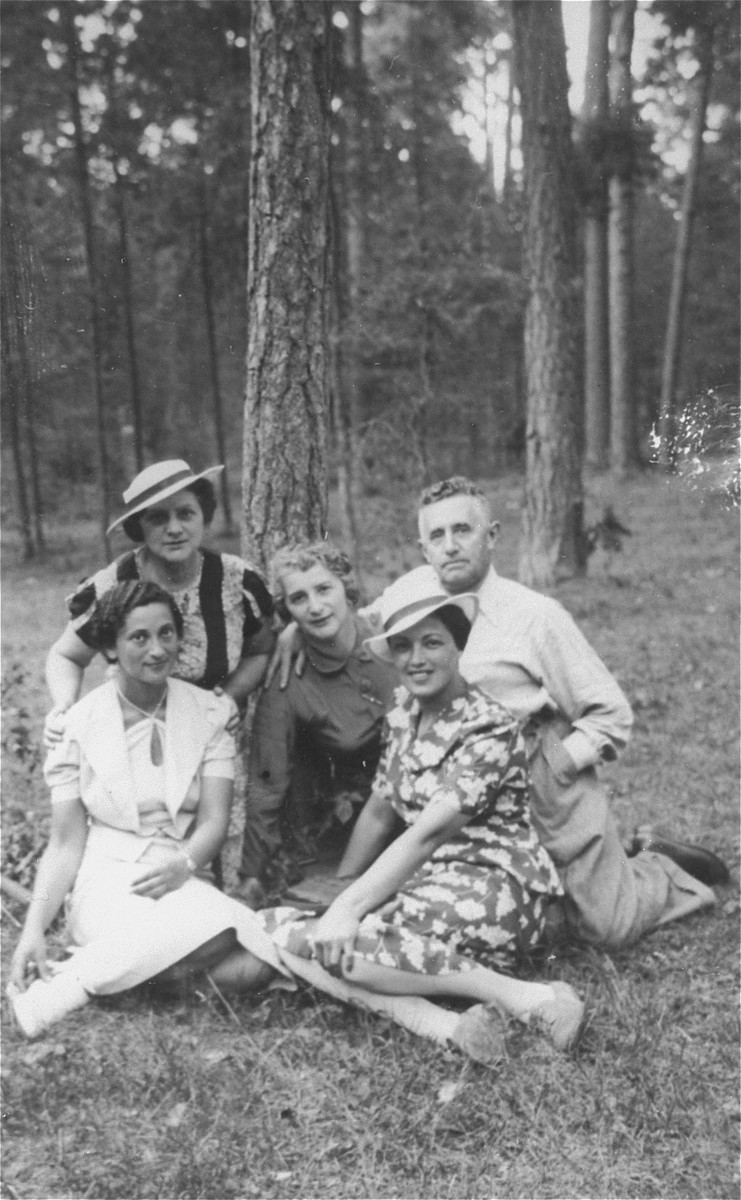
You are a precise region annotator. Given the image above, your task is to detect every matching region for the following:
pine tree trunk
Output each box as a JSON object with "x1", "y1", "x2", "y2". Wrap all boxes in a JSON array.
[
  {"x1": 658, "y1": 21, "x2": 715, "y2": 468},
  {"x1": 62, "y1": 4, "x2": 112, "y2": 554},
  {"x1": 512, "y1": 0, "x2": 585, "y2": 587},
  {"x1": 243, "y1": 0, "x2": 331, "y2": 573},
  {"x1": 608, "y1": 0, "x2": 638, "y2": 477},
  {"x1": 198, "y1": 174, "x2": 233, "y2": 531},
  {"x1": 582, "y1": 0, "x2": 611, "y2": 470}
]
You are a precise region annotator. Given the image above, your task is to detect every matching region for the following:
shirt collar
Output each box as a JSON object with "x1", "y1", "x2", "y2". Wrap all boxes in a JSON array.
[{"x1": 303, "y1": 613, "x2": 373, "y2": 675}]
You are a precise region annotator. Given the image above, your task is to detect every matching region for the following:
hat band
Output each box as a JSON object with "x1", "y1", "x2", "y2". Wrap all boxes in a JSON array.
[
  {"x1": 122, "y1": 467, "x2": 196, "y2": 512},
  {"x1": 383, "y1": 596, "x2": 450, "y2": 634}
]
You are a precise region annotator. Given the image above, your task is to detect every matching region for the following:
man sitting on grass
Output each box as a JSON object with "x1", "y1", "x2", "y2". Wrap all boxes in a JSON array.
[
  {"x1": 275, "y1": 476, "x2": 729, "y2": 944},
  {"x1": 373, "y1": 476, "x2": 728, "y2": 948}
]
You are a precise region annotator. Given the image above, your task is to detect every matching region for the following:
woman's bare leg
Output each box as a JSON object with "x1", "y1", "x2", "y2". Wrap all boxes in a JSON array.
[
  {"x1": 341, "y1": 957, "x2": 584, "y2": 1051},
  {"x1": 342, "y1": 956, "x2": 551, "y2": 1018}
]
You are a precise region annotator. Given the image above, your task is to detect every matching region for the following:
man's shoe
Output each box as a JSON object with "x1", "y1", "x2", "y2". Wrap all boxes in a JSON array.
[{"x1": 630, "y1": 830, "x2": 730, "y2": 887}]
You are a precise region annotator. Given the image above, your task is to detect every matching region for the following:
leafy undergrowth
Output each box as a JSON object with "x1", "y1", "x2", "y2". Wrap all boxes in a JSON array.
[{"x1": 2, "y1": 470, "x2": 739, "y2": 1200}]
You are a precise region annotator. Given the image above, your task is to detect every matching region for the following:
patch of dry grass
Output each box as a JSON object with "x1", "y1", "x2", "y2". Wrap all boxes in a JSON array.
[{"x1": 2, "y1": 470, "x2": 739, "y2": 1200}]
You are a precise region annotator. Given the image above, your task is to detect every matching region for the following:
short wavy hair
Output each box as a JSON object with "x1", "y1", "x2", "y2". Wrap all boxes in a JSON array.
[
  {"x1": 418, "y1": 476, "x2": 492, "y2": 533},
  {"x1": 270, "y1": 541, "x2": 359, "y2": 618},
  {"x1": 89, "y1": 580, "x2": 184, "y2": 659},
  {"x1": 122, "y1": 477, "x2": 217, "y2": 543}
]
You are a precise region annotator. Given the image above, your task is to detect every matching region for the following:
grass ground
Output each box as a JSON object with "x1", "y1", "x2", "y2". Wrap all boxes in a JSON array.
[{"x1": 1, "y1": 469, "x2": 739, "y2": 1200}]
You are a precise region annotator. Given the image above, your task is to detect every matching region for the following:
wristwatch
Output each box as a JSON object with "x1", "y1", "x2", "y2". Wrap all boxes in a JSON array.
[{"x1": 180, "y1": 850, "x2": 198, "y2": 874}]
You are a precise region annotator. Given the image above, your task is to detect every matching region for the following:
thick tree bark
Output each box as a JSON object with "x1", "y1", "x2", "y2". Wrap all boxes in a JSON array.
[
  {"x1": 243, "y1": 0, "x2": 331, "y2": 572},
  {"x1": 582, "y1": 0, "x2": 611, "y2": 469},
  {"x1": 512, "y1": 0, "x2": 585, "y2": 587},
  {"x1": 658, "y1": 21, "x2": 715, "y2": 468},
  {"x1": 198, "y1": 173, "x2": 233, "y2": 530},
  {"x1": 62, "y1": 3, "x2": 112, "y2": 555},
  {"x1": 1, "y1": 299, "x2": 34, "y2": 560},
  {"x1": 608, "y1": 0, "x2": 638, "y2": 476}
]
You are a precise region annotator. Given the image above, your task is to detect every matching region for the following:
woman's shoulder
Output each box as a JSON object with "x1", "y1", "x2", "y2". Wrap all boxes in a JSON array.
[
  {"x1": 67, "y1": 552, "x2": 139, "y2": 618},
  {"x1": 211, "y1": 551, "x2": 273, "y2": 617},
  {"x1": 167, "y1": 677, "x2": 233, "y2": 725},
  {"x1": 63, "y1": 679, "x2": 118, "y2": 733},
  {"x1": 460, "y1": 684, "x2": 519, "y2": 736}
]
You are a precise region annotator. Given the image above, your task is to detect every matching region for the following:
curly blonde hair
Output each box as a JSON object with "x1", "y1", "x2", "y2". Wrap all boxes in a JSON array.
[{"x1": 270, "y1": 541, "x2": 359, "y2": 617}]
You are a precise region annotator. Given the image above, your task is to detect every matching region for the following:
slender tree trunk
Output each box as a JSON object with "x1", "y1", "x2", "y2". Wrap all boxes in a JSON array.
[
  {"x1": 502, "y1": 49, "x2": 516, "y2": 214},
  {"x1": 608, "y1": 0, "x2": 638, "y2": 477},
  {"x1": 198, "y1": 174, "x2": 233, "y2": 530},
  {"x1": 243, "y1": 0, "x2": 330, "y2": 572},
  {"x1": 582, "y1": 0, "x2": 611, "y2": 469},
  {"x1": 1, "y1": 300, "x2": 35, "y2": 559},
  {"x1": 1, "y1": 197, "x2": 45, "y2": 553},
  {"x1": 113, "y1": 160, "x2": 145, "y2": 471},
  {"x1": 658, "y1": 21, "x2": 715, "y2": 468},
  {"x1": 61, "y1": 4, "x2": 112, "y2": 555},
  {"x1": 512, "y1": 0, "x2": 585, "y2": 586}
]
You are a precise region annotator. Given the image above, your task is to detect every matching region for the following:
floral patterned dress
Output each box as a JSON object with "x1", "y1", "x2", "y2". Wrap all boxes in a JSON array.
[{"x1": 259, "y1": 683, "x2": 562, "y2": 974}]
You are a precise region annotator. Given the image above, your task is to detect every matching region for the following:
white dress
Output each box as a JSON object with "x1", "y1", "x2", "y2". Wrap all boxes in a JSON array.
[{"x1": 45, "y1": 679, "x2": 287, "y2": 995}]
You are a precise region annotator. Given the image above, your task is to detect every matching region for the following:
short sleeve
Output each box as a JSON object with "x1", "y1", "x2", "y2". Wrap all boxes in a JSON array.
[
  {"x1": 67, "y1": 556, "x2": 137, "y2": 647},
  {"x1": 43, "y1": 735, "x2": 83, "y2": 803},
  {"x1": 241, "y1": 567, "x2": 275, "y2": 656},
  {"x1": 201, "y1": 695, "x2": 237, "y2": 779}
]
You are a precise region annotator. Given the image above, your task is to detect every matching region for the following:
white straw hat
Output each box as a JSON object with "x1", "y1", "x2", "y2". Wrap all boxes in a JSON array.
[
  {"x1": 107, "y1": 459, "x2": 224, "y2": 534},
  {"x1": 364, "y1": 573, "x2": 478, "y2": 664}
]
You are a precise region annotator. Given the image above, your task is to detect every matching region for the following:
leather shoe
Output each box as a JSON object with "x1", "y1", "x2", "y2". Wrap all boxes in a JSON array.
[{"x1": 630, "y1": 830, "x2": 730, "y2": 887}]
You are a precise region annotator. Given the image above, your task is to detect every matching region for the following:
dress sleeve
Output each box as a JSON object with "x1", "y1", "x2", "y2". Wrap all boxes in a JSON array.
[
  {"x1": 201, "y1": 695, "x2": 237, "y2": 780},
  {"x1": 241, "y1": 567, "x2": 276, "y2": 657},
  {"x1": 67, "y1": 581, "x2": 99, "y2": 647},
  {"x1": 430, "y1": 719, "x2": 525, "y2": 821},
  {"x1": 43, "y1": 733, "x2": 83, "y2": 803}
]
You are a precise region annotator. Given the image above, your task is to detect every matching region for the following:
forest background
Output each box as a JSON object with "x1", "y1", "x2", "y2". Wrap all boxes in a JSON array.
[
  {"x1": 1, "y1": 3, "x2": 740, "y2": 1198},
  {"x1": 2, "y1": 0, "x2": 739, "y2": 573}
]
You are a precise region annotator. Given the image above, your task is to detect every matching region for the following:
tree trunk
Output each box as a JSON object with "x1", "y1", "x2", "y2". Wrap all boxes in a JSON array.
[
  {"x1": 512, "y1": 0, "x2": 585, "y2": 587},
  {"x1": 1, "y1": 298, "x2": 35, "y2": 560},
  {"x1": 1, "y1": 196, "x2": 45, "y2": 554},
  {"x1": 62, "y1": 3, "x2": 112, "y2": 555},
  {"x1": 113, "y1": 160, "x2": 145, "y2": 471},
  {"x1": 198, "y1": 173, "x2": 233, "y2": 531},
  {"x1": 658, "y1": 20, "x2": 715, "y2": 468},
  {"x1": 608, "y1": 0, "x2": 638, "y2": 477},
  {"x1": 243, "y1": 0, "x2": 331, "y2": 573},
  {"x1": 582, "y1": 0, "x2": 611, "y2": 470}
]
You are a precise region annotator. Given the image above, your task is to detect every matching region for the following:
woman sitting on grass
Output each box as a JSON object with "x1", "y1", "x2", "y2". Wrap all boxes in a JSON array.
[
  {"x1": 254, "y1": 574, "x2": 585, "y2": 1059},
  {"x1": 7, "y1": 581, "x2": 286, "y2": 1039},
  {"x1": 237, "y1": 541, "x2": 397, "y2": 905}
]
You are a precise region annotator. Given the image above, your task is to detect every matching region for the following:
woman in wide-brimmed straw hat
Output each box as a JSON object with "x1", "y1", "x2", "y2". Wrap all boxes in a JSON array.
[
  {"x1": 45, "y1": 460, "x2": 274, "y2": 748},
  {"x1": 245, "y1": 572, "x2": 585, "y2": 1062}
]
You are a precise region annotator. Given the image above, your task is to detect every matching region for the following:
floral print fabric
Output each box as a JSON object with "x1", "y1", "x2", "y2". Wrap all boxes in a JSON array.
[{"x1": 259, "y1": 684, "x2": 561, "y2": 974}]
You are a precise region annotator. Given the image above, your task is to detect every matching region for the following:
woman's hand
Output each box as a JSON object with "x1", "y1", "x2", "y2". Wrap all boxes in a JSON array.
[
  {"x1": 309, "y1": 901, "x2": 360, "y2": 971},
  {"x1": 130, "y1": 855, "x2": 191, "y2": 900},
  {"x1": 43, "y1": 706, "x2": 70, "y2": 749},
  {"x1": 9, "y1": 929, "x2": 50, "y2": 990},
  {"x1": 212, "y1": 687, "x2": 241, "y2": 736}
]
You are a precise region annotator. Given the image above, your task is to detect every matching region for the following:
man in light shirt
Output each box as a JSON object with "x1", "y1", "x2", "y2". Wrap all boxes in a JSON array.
[{"x1": 371, "y1": 476, "x2": 727, "y2": 948}]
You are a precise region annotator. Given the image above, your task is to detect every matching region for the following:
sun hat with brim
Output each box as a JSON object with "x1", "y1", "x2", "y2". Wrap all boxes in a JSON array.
[
  {"x1": 107, "y1": 459, "x2": 224, "y2": 534},
  {"x1": 364, "y1": 573, "x2": 478, "y2": 664}
]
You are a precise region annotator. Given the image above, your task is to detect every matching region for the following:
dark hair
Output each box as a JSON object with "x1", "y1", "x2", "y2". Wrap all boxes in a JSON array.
[
  {"x1": 122, "y1": 478, "x2": 217, "y2": 543},
  {"x1": 270, "y1": 540, "x2": 359, "y2": 621},
  {"x1": 430, "y1": 604, "x2": 472, "y2": 651},
  {"x1": 89, "y1": 581, "x2": 184, "y2": 659}
]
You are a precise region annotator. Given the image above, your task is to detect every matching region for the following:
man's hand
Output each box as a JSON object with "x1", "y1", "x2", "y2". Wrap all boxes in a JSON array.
[{"x1": 265, "y1": 623, "x2": 305, "y2": 689}]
